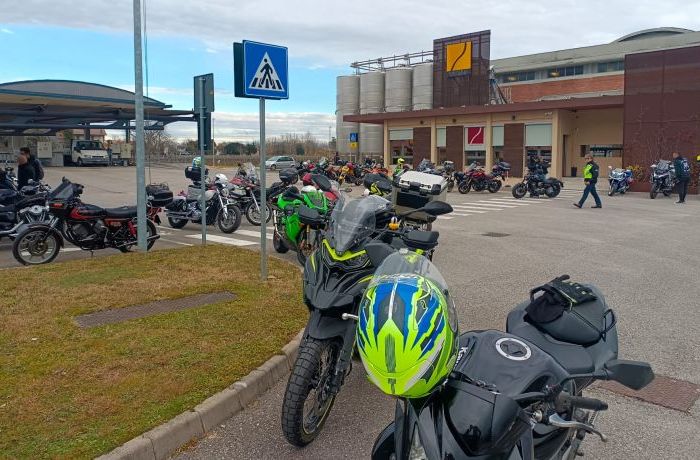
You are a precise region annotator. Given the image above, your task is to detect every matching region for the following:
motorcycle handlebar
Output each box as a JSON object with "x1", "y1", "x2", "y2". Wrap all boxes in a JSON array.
[{"x1": 558, "y1": 394, "x2": 608, "y2": 412}]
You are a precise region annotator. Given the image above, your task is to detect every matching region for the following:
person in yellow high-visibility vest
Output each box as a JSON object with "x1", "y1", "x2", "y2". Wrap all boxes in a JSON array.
[{"x1": 573, "y1": 153, "x2": 602, "y2": 209}]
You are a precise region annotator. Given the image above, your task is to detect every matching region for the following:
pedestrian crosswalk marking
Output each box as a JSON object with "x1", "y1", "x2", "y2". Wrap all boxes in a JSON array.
[
  {"x1": 186, "y1": 234, "x2": 256, "y2": 246},
  {"x1": 236, "y1": 229, "x2": 273, "y2": 239},
  {"x1": 488, "y1": 199, "x2": 531, "y2": 206},
  {"x1": 249, "y1": 52, "x2": 285, "y2": 92},
  {"x1": 471, "y1": 202, "x2": 519, "y2": 209},
  {"x1": 451, "y1": 205, "x2": 490, "y2": 213}
]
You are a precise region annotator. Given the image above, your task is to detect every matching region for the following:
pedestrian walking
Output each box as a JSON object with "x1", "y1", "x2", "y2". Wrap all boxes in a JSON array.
[
  {"x1": 672, "y1": 151, "x2": 691, "y2": 204},
  {"x1": 573, "y1": 154, "x2": 602, "y2": 209},
  {"x1": 16, "y1": 147, "x2": 37, "y2": 189}
]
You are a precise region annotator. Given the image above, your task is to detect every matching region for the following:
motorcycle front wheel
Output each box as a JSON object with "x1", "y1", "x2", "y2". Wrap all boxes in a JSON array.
[
  {"x1": 458, "y1": 181, "x2": 471, "y2": 194},
  {"x1": 167, "y1": 216, "x2": 188, "y2": 229},
  {"x1": 12, "y1": 227, "x2": 62, "y2": 265},
  {"x1": 512, "y1": 183, "x2": 528, "y2": 199},
  {"x1": 650, "y1": 182, "x2": 659, "y2": 199},
  {"x1": 216, "y1": 205, "x2": 242, "y2": 233},
  {"x1": 545, "y1": 183, "x2": 561, "y2": 198},
  {"x1": 273, "y1": 231, "x2": 289, "y2": 253},
  {"x1": 281, "y1": 337, "x2": 340, "y2": 446},
  {"x1": 608, "y1": 183, "x2": 616, "y2": 197},
  {"x1": 245, "y1": 202, "x2": 271, "y2": 226}
]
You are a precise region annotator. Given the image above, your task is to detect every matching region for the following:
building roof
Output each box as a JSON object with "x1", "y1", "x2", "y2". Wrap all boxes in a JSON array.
[
  {"x1": 344, "y1": 95, "x2": 624, "y2": 124},
  {"x1": 492, "y1": 28, "x2": 700, "y2": 74},
  {"x1": 0, "y1": 80, "x2": 194, "y2": 136}
]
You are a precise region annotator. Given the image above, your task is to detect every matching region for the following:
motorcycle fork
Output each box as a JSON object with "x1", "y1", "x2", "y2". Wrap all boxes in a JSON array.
[
  {"x1": 218, "y1": 193, "x2": 228, "y2": 219},
  {"x1": 329, "y1": 312, "x2": 358, "y2": 395}
]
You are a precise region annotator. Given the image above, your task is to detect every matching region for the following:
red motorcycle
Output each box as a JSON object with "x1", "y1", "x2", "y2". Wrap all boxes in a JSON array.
[
  {"x1": 12, "y1": 178, "x2": 159, "y2": 265},
  {"x1": 456, "y1": 161, "x2": 511, "y2": 194}
]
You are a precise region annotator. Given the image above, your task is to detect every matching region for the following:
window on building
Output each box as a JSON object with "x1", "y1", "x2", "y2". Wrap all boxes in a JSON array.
[
  {"x1": 527, "y1": 148, "x2": 552, "y2": 164},
  {"x1": 581, "y1": 144, "x2": 623, "y2": 158},
  {"x1": 500, "y1": 71, "x2": 536, "y2": 83},
  {"x1": 547, "y1": 65, "x2": 583, "y2": 78},
  {"x1": 596, "y1": 61, "x2": 624, "y2": 73},
  {"x1": 465, "y1": 150, "x2": 486, "y2": 166}
]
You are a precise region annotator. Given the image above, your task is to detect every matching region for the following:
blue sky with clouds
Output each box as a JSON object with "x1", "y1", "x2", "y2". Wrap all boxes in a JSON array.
[{"x1": 2, "y1": 0, "x2": 699, "y2": 141}]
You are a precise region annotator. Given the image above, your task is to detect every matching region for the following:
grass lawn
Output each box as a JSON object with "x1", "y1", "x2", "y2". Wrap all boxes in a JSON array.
[{"x1": 0, "y1": 245, "x2": 307, "y2": 459}]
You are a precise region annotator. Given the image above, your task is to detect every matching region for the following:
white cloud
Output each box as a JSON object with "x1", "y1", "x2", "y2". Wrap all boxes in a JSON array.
[
  {"x1": 0, "y1": 28, "x2": 14, "y2": 34},
  {"x1": 2, "y1": 1, "x2": 699, "y2": 64},
  {"x1": 165, "y1": 111, "x2": 335, "y2": 142}
]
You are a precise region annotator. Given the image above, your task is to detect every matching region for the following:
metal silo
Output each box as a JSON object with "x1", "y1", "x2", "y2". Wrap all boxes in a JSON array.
[
  {"x1": 359, "y1": 72, "x2": 385, "y2": 156},
  {"x1": 412, "y1": 63, "x2": 433, "y2": 110},
  {"x1": 385, "y1": 67, "x2": 413, "y2": 112},
  {"x1": 336, "y1": 75, "x2": 360, "y2": 155}
]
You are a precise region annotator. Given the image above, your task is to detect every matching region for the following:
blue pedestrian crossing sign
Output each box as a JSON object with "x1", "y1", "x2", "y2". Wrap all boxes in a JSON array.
[
  {"x1": 349, "y1": 132, "x2": 358, "y2": 142},
  {"x1": 234, "y1": 40, "x2": 289, "y2": 100}
]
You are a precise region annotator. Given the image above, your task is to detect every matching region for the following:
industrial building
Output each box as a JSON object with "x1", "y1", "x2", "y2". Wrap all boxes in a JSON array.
[{"x1": 338, "y1": 28, "x2": 700, "y2": 190}]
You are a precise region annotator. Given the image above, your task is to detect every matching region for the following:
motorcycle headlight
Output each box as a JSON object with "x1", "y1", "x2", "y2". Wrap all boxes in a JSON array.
[{"x1": 408, "y1": 425, "x2": 428, "y2": 460}]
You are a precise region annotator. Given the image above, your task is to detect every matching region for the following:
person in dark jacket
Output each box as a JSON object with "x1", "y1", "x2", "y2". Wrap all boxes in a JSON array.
[
  {"x1": 16, "y1": 147, "x2": 36, "y2": 189},
  {"x1": 672, "y1": 151, "x2": 690, "y2": 204},
  {"x1": 573, "y1": 154, "x2": 602, "y2": 209}
]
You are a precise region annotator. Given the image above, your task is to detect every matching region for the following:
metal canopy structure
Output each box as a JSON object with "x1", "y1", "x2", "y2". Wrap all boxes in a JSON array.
[{"x1": 0, "y1": 80, "x2": 195, "y2": 136}]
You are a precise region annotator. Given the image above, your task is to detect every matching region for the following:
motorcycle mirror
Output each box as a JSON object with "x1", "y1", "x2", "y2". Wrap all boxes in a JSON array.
[
  {"x1": 423, "y1": 201, "x2": 453, "y2": 216},
  {"x1": 603, "y1": 359, "x2": 654, "y2": 391},
  {"x1": 312, "y1": 174, "x2": 332, "y2": 192}
]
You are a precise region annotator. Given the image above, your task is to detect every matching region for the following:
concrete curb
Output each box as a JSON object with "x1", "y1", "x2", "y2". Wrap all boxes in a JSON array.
[{"x1": 96, "y1": 330, "x2": 304, "y2": 460}]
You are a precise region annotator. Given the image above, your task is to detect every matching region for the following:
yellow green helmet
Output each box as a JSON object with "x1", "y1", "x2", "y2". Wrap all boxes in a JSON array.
[{"x1": 357, "y1": 252, "x2": 458, "y2": 398}]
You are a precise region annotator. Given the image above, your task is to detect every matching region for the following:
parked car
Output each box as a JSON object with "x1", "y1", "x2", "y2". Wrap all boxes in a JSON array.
[{"x1": 265, "y1": 155, "x2": 295, "y2": 170}]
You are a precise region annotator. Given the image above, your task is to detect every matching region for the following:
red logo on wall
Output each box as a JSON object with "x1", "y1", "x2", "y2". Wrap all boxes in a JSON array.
[{"x1": 467, "y1": 127, "x2": 484, "y2": 145}]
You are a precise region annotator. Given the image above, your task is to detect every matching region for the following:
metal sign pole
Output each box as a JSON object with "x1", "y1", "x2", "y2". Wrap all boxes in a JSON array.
[
  {"x1": 259, "y1": 97, "x2": 267, "y2": 280},
  {"x1": 133, "y1": 0, "x2": 147, "y2": 252},
  {"x1": 198, "y1": 77, "x2": 207, "y2": 245}
]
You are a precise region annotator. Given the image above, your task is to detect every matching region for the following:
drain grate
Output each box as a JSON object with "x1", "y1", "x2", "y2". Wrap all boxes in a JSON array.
[
  {"x1": 482, "y1": 232, "x2": 510, "y2": 238},
  {"x1": 74, "y1": 291, "x2": 236, "y2": 328},
  {"x1": 597, "y1": 375, "x2": 700, "y2": 412}
]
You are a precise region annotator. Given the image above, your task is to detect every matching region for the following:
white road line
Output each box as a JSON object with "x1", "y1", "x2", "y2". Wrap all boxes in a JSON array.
[
  {"x1": 472, "y1": 201, "x2": 519, "y2": 209},
  {"x1": 439, "y1": 216, "x2": 454, "y2": 220},
  {"x1": 61, "y1": 247, "x2": 82, "y2": 253},
  {"x1": 235, "y1": 229, "x2": 273, "y2": 239},
  {"x1": 450, "y1": 205, "x2": 490, "y2": 213},
  {"x1": 186, "y1": 234, "x2": 256, "y2": 246},
  {"x1": 460, "y1": 203, "x2": 514, "y2": 209},
  {"x1": 487, "y1": 199, "x2": 531, "y2": 206},
  {"x1": 160, "y1": 238, "x2": 194, "y2": 247},
  {"x1": 450, "y1": 212, "x2": 474, "y2": 217}
]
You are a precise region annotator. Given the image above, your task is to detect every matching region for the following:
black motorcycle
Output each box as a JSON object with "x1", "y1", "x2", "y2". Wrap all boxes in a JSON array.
[
  {"x1": 280, "y1": 195, "x2": 453, "y2": 447},
  {"x1": 0, "y1": 181, "x2": 51, "y2": 240},
  {"x1": 649, "y1": 160, "x2": 676, "y2": 199},
  {"x1": 512, "y1": 171, "x2": 563, "y2": 199},
  {"x1": 165, "y1": 167, "x2": 242, "y2": 233},
  {"x1": 370, "y1": 271, "x2": 654, "y2": 460}
]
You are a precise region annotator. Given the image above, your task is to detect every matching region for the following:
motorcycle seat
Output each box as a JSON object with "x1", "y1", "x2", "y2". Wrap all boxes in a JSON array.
[
  {"x1": 403, "y1": 230, "x2": 439, "y2": 251},
  {"x1": 506, "y1": 306, "x2": 617, "y2": 374},
  {"x1": 104, "y1": 206, "x2": 138, "y2": 218},
  {"x1": 76, "y1": 204, "x2": 106, "y2": 217},
  {"x1": 0, "y1": 189, "x2": 18, "y2": 205}
]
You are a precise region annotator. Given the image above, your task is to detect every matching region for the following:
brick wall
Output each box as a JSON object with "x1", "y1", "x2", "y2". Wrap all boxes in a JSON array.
[{"x1": 504, "y1": 74, "x2": 624, "y2": 103}]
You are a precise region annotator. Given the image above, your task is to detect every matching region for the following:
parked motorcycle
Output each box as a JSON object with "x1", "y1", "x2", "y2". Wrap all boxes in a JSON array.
[
  {"x1": 608, "y1": 166, "x2": 633, "y2": 196},
  {"x1": 0, "y1": 180, "x2": 52, "y2": 240},
  {"x1": 228, "y1": 163, "x2": 291, "y2": 226},
  {"x1": 512, "y1": 172, "x2": 563, "y2": 199},
  {"x1": 12, "y1": 178, "x2": 159, "y2": 265},
  {"x1": 280, "y1": 194, "x2": 453, "y2": 447},
  {"x1": 649, "y1": 160, "x2": 676, "y2": 199},
  {"x1": 165, "y1": 169, "x2": 242, "y2": 233},
  {"x1": 272, "y1": 174, "x2": 334, "y2": 265},
  {"x1": 362, "y1": 173, "x2": 393, "y2": 198},
  {"x1": 1, "y1": 161, "x2": 17, "y2": 190},
  {"x1": 363, "y1": 260, "x2": 654, "y2": 460},
  {"x1": 338, "y1": 162, "x2": 363, "y2": 186},
  {"x1": 487, "y1": 160, "x2": 512, "y2": 193}
]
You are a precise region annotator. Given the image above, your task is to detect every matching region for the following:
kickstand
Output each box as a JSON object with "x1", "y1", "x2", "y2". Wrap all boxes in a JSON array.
[{"x1": 90, "y1": 250, "x2": 95, "y2": 258}]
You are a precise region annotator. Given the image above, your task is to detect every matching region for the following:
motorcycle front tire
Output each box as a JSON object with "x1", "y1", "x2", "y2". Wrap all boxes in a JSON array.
[
  {"x1": 545, "y1": 183, "x2": 561, "y2": 198},
  {"x1": 281, "y1": 337, "x2": 340, "y2": 447},
  {"x1": 650, "y1": 183, "x2": 659, "y2": 199},
  {"x1": 216, "y1": 205, "x2": 242, "y2": 233},
  {"x1": 608, "y1": 183, "x2": 616, "y2": 197},
  {"x1": 273, "y1": 231, "x2": 289, "y2": 253},
  {"x1": 458, "y1": 181, "x2": 471, "y2": 194},
  {"x1": 512, "y1": 183, "x2": 528, "y2": 199},
  {"x1": 167, "y1": 216, "x2": 188, "y2": 229},
  {"x1": 12, "y1": 226, "x2": 62, "y2": 265},
  {"x1": 245, "y1": 202, "x2": 271, "y2": 226}
]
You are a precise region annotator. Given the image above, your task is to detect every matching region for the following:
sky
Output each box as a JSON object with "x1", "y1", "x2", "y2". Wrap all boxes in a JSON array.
[{"x1": 1, "y1": 0, "x2": 700, "y2": 142}]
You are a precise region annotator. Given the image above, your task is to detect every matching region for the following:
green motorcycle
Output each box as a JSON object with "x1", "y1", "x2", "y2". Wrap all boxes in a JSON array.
[{"x1": 272, "y1": 174, "x2": 336, "y2": 265}]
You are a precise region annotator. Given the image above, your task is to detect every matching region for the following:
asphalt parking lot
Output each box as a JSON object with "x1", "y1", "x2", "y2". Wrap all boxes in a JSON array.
[{"x1": 3, "y1": 165, "x2": 699, "y2": 459}]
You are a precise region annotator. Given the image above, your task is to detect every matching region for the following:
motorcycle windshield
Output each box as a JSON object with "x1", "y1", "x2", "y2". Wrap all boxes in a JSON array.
[
  {"x1": 328, "y1": 194, "x2": 388, "y2": 254},
  {"x1": 655, "y1": 160, "x2": 670, "y2": 172},
  {"x1": 241, "y1": 162, "x2": 257, "y2": 181},
  {"x1": 303, "y1": 189, "x2": 326, "y2": 208}
]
